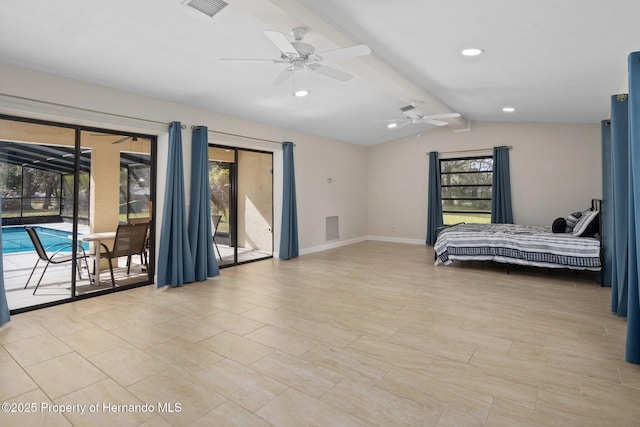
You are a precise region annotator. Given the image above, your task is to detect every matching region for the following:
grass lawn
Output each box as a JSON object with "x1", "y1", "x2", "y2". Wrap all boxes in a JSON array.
[{"x1": 443, "y1": 212, "x2": 491, "y2": 225}]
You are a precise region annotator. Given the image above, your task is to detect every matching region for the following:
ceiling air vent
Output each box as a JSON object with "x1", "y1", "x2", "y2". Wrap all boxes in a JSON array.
[{"x1": 182, "y1": 0, "x2": 228, "y2": 18}]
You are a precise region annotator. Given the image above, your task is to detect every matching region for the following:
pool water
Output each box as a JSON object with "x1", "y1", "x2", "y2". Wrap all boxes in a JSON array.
[{"x1": 2, "y1": 226, "x2": 89, "y2": 254}]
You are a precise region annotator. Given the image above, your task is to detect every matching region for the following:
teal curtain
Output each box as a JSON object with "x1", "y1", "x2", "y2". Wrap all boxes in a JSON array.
[
  {"x1": 626, "y1": 51, "x2": 640, "y2": 363},
  {"x1": 610, "y1": 95, "x2": 629, "y2": 316},
  {"x1": 0, "y1": 201, "x2": 10, "y2": 327},
  {"x1": 279, "y1": 141, "x2": 299, "y2": 259},
  {"x1": 188, "y1": 126, "x2": 219, "y2": 281},
  {"x1": 157, "y1": 122, "x2": 195, "y2": 287},
  {"x1": 491, "y1": 146, "x2": 513, "y2": 224},
  {"x1": 426, "y1": 151, "x2": 443, "y2": 245},
  {"x1": 601, "y1": 120, "x2": 613, "y2": 288}
]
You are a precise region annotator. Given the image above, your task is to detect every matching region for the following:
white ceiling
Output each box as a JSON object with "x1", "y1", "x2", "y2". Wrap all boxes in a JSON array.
[{"x1": 1, "y1": 0, "x2": 638, "y2": 146}]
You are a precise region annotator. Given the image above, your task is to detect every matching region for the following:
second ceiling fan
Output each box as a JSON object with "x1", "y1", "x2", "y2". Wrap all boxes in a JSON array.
[
  {"x1": 222, "y1": 27, "x2": 371, "y2": 85},
  {"x1": 377, "y1": 104, "x2": 461, "y2": 128}
]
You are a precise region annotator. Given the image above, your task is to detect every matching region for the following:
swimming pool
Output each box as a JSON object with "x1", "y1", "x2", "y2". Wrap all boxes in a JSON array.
[{"x1": 1, "y1": 226, "x2": 89, "y2": 254}]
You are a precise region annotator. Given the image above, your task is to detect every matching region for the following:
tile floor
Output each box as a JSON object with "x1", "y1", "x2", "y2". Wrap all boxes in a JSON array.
[{"x1": 1, "y1": 241, "x2": 639, "y2": 426}]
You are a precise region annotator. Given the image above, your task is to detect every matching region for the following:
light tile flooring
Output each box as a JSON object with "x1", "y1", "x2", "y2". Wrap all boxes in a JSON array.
[{"x1": 1, "y1": 241, "x2": 639, "y2": 426}]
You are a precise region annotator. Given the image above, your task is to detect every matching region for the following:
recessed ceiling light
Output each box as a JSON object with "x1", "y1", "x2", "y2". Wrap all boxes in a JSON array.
[
  {"x1": 462, "y1": 48, "x2": 484, "y2": 56},
  {"x1": 387, "y1": 123, "x2": 398, "y2": 129},
  {"x1": 294, "y1": 89, "x2": 309, "y2": 97},
  {"x1": 502, "y1": 107, "x2": 515, "y2": 113}
]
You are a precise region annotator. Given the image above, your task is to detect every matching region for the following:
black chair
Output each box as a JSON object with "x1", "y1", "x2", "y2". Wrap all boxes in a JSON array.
[
  {"x1": 24, "y1": 226, "x2": 90, "y2": 295},
  {"x1": 212, "y1": 214, "x2": 222, "y2": 261},
  {"x1": 99, "y1": 222, "x2": 149, "y2": 287}
]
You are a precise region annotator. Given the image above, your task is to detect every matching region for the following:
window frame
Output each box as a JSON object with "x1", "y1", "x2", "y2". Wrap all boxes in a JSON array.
[{"x1": 439, "y1": 155, "x2": 493, "y2": 224}]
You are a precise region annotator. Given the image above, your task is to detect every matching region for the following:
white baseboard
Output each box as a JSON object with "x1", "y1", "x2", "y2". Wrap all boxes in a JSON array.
[
  {"x1": 274, "y1": 235, "x2": 426, "y2": 259},
  {"x1": 298, "y1": 236, "x2": 368, "y2": 256},
  {"x1": 366, "y1": 235, "x2": 426, "y2": 245}
]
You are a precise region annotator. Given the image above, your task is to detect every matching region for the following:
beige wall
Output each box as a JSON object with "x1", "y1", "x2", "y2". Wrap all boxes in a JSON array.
[
  {"x1": 295, "y1": 136, "x2": 368, "y2": 250},
  {"x1": 367, "y1": 121, "x2": 602, "y2": 241},
  {"x1": 0, "y1": 64, "x2": 603, "y2": 258},
  {"x1": 0, "y1": 63, "x2": 369, "y2": 260}
]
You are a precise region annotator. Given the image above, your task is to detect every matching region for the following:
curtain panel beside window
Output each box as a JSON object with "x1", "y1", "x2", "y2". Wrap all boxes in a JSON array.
[
  {"x1": 603, "y1": 51, "x2": 640, "y2": 364},
  {"x1": 609, "y1": 95, "x2": 629, "y2": 316},
  {"x1": 490, "y1": 146, "x2": 513, "y2": 224},
  {"x1": 601, "y1": 120, "x2": 614, "y2": 290},
  {"x1": 157, "y1": 121, "x2": 195, "y2": 287},
  {"x1": 188, "y1": 126, "x2": 219, "y2": 281},
  {"x1": 279, "y1": 141, "x2": 299, "y2": 259},
  {"x1": 625, "y1": 51, "x2": 640, "y2": 363},
  {"x1": 0, "y1": 201, "x2": 9, "y2": 327},
  {"x1": 426, "y1": 151, "x2": 443, "y2": 245}
]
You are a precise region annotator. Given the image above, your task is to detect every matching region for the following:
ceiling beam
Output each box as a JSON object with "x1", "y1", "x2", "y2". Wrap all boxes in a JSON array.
[{"x1": 226, "y1": 0, "x2": 467, "y2": 129}]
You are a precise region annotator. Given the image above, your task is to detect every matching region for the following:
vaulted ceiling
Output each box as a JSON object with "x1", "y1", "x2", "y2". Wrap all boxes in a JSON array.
[{"x1": 1, "y1": 0, "x2": 638, "y2": 146}]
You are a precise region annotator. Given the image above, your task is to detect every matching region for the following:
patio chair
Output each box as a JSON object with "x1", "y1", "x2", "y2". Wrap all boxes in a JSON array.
[
  {"x1": 212, "y1": 214, "x2": 222, "y2": 261},
  {"x1": 24, "y1": 226, "x2": 91, "y2": 295},
  {"x1": 99, "y1": 221, "x2": 149, "y2": 287},
  {"x1": 127, "y1": 217, "x2": 151, "y2": 267}
]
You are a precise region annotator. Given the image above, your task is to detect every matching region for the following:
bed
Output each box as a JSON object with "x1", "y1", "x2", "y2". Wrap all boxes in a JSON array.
[{"x1": 434, "y1": 200, "x2": 602, "y2": 271}]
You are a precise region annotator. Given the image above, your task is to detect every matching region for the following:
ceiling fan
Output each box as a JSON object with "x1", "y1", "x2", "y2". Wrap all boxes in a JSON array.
[
  {"x1": 90, "y1": 134, "x2": 147, "y2": 144},
  {"x1": 222, "y1": 27, "x2": 371, "y2": 84},
  {"x1": 376, "y1": 104, "x2": 461, "y2": 128}
]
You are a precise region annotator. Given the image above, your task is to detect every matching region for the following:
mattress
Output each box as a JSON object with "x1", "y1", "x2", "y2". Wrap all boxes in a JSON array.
[{"x1": 434, "y1": 223, "x2": 601, "y2": 271}]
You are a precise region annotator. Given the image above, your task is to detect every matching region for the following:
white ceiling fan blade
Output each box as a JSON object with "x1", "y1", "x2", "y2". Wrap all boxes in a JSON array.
[
  {"x1": 423, "y1": 113, "x2": 461, "y2": 120},
  {"x1": 397, "y1": 120, "x2": 412, "y2": 128},
  {"x1": 264, "y1": 30, "x2": 297, "y2": 55},
  {"x1": 310, "y1": 64, "x2": 353, "y2": 82},
  {"x1": 112, "y1": 136, "x2": 131, "y2": 144},
  {"x1": 273, "y1": 68, "x2": 292, "y2": 85},
  {"x1": 317, "y1": 44, "x2": 371, "y2": 61},
  {"x1": 424, "y1": 119, "x2": 449, "y2": 126}
]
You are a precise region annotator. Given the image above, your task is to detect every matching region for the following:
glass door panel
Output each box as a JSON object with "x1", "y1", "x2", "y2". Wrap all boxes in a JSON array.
[
  {"x1": 0, "y1": 118, "x2": 80, "y2": 309},
  {"x1": 77, "y1": 131, "x2": 152, "y2": 295},
  {"x1": 237, "y1": 150, "x2": 273, "y2": 263},
  {"x1": 209, "y1": 147, "x2": 234, "y2": 266},
  {"x1": 209, "y1": 146, "x2": 273, "y2": 267}
]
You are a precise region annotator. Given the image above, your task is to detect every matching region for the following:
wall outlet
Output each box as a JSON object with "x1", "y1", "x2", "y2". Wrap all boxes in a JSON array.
[{"x1": 392, "y1": 226, "x2": 397, "y2": 231}]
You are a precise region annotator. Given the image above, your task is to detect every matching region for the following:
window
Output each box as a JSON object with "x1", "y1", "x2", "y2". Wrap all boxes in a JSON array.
[
  {"x1": 440, "y1": 156, "x2": 493, "y2": 224},
  {"x1": 119, "y1": 153, "x2": 151, "y2": 222}
]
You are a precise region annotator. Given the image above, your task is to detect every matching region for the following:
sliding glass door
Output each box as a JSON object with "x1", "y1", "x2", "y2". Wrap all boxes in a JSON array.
[
  {"x1": 0, "y1": 118, "x2": 81, "y2": 309},
  {"x1": 209, "y1": 145, "x2": 273, "y2": 266},
  {"x1": 0, "y1": 115, "x2": 155, "y2": 312}
]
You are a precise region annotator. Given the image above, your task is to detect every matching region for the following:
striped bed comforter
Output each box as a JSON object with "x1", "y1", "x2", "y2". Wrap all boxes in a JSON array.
[{"x1": 434, "y1": 223, "x2": 601, "y2": 271}]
